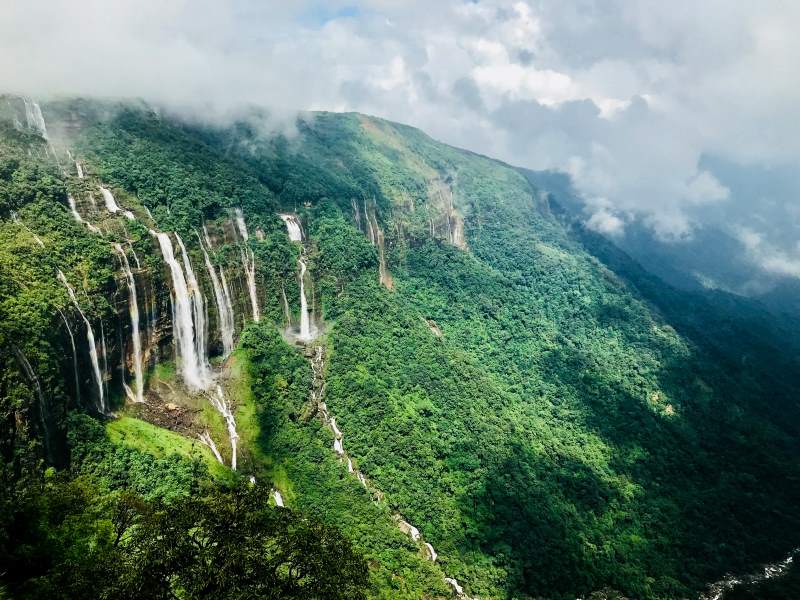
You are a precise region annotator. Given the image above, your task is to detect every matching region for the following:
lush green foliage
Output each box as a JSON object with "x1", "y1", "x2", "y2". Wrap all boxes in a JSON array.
[
  {"x1": 239, "y1": 324, "x2": 450, "y2": 599},
  {"x1": 2, "y1": 97, "x2": 800, "y2": 599}
]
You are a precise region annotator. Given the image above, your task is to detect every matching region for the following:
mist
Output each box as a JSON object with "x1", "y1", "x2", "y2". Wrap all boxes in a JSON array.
[{"x1": 2, "y1": 0, "x2": 799, "y2": 290}]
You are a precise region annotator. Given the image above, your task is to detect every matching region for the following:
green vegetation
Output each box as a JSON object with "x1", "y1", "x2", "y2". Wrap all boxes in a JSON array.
[
  {"x1": 2, "y1": 96, "x2": 800, "y2": 599},
  {"x1": 106, "y1": 416, "x2": 233, "y2": 483},
  {"x1": 239, "y1": 324, "x2": 450, "y2": 598}
]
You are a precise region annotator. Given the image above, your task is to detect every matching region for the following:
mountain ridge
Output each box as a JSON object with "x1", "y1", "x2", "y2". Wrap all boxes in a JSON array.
[{"x1": 1, "y1": 95, "x2": 799, "y2": 599}]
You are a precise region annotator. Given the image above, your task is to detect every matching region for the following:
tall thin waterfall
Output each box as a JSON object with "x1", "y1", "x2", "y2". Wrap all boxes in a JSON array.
[
  {"x1": 23, "y1": 98, "x2": 48, "y2": 138},
  {"x1": 57, "y1": 308, "x2": 80, "y2": 403},
  {"x1": 199, "y1": 431, "x2": 224, "y2": 464},
  {"x1": 155, "y1": 232, "x2": 208, "y2": 390},
  {"x1": 75, "y1": 161, "x2": 84, "y2": 179},
  {"x1": 114, "y1": 244, "x2": 144, "y2": 403},
  {"x1": 219, "y1": 268, "x2": 237, "y2": 331},
  {"x1": 234, "y1": 208, "x2": 260, "y2": 322},
  {"x1": 198, "y1": 230, "x2": 235, "y2": 357},
  {"x1": 280, "y1": 214, "x2": 313, "y2": 341},
  {"x1": 11, "y1": 345, "x2": 51, "y2": 460},
  {"x1": 57, "y1": 270, "x2": 105, "y2": 412},
  {"x1": 210, "y1": 385, "x2": 238, "y2": 470},
  {"x1": 298, "y1": 257, "x2": 312, "y2": 341},
  {"x1": 175, "y1": 234, "x2": 210, "y2": 380}
]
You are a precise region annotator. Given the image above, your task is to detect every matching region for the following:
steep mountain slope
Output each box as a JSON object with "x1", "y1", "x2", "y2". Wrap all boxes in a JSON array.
[{"x1": 1, "y1": 97, "x2": 799, "y2": 599}]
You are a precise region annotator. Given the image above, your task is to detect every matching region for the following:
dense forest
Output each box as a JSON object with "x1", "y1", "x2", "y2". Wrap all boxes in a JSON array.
[{"x1": 1, "y1": 95, "x2": 799, "y2": 599}]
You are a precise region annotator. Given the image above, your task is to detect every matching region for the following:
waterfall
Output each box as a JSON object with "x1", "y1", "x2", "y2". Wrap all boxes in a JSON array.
[
  {"x1": 272, "y1": 489, "x2": 285, "y2": 507},
  {"x1": 100, "y1": 186, "x2": 120, "y2": 213},
  {"x1": 175, "y1": 234, "x2": 210, "y2": 380},
  {"x1": 219, "y1": 267, "x2": 237, "y2": 332},
  {"x1": 445, "y1": 578, "x2": 465, "y2": 596},
  {"x1": 198, "y1": 231, "x2": 235, "y2": 357},
  {"x1": 114, "y1": 244, "x2": 144, "y2": 403},
  {"x1": 281, "y1": 214, "x2": 314, "y2": 341},
  {"x1": 234, "y1": 208, "x2": 249, "y2": 241},
  {"x1": 57, "y1": 308, "x2": 80, "y2": 403},
  {"x1": 281, "y1": 285, "x2": 291, "y2": 326},
  {"x1": 347, "y1": 458, "x2": 354, "y2": 473},
  {"x1": 424, "y1": 543, "x2": 438, "y2": 562},
  {"x1": 234, "y1": 209, "x2": 260, "y2": 322},
  {"x1": 100, "y1": 186, "x2": 135, "y2": 220},
  {"x1": 298, "y1": 257, "x2": 312, "y2": 341},
  {"x1": 209, "y1": 384, "x2": 238, "y2": 470},
  {"x1": 279, "y1": 214, "x2": 303, "y2": 242},
  {"x1": 330, "y1": 417, "x2": 342, "y2": 438},
  {"x1": 155, "y1": 232, "x2": 208, "y2": 390},
  {"x1": 12, "y1": 211, "x2": 45, "y2": 247},
  {"x1": 68, "y1": 195, "x2": 100, "y2": 233},
  {"x1": 75, "y1": 161, "x2": 84, "y2": 179},
  {"x1": 334, "y1": 437, "x2": 344, "y2": 455},
  {"x1": 67, "y1": 196, "x2": 82, "y2": 223},
  {"x1": 11, "y1": 344, "x2": 50, "y2": 460},
  {"x1": 57, "y1": 269, "x2": 105, "y2": 413},
  {"x1": 23, "y1": 98, "x2": 48, "y2": 138},
  {"x1": 198, "y1": 431, "x2": 223, "y2": 464}
]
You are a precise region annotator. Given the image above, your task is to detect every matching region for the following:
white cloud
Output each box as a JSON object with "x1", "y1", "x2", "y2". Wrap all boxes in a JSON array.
[
  {"x1": 685, "y1": 171, "x2": 730, "y2": 204},
  {"x1": 0, "y1": 0, "x2": 798, "y2": 269}
]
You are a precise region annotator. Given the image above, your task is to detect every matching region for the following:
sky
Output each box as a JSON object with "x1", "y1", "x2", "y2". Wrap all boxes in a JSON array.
[{"x1": 1, "y1": 0, "x2": 799, "y2": 281}]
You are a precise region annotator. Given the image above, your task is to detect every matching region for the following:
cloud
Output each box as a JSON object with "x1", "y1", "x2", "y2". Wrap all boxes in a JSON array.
[
  {"x1": 1, "y1": 0, "x2": 798, "y2": 275},
  {"x1": 735, "y1": 226, "x2": 800, "y2": 278}
]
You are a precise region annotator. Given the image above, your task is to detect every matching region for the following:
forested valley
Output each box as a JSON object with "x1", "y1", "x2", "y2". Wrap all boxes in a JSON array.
[{"x1": 1, "y1": 96, "x2": 799, "y2": 599}]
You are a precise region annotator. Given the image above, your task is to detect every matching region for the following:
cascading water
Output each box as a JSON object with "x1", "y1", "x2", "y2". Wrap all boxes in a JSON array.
[
  {"x1": 279, "y1": 214, "x2": 303, "y2": 242},
  {"x1": 155, "y1": 232, "x2": 208, "y2": 390},
  {"x1": 11, "y1": 344, "x2": 51, "y2": 460},
  {"x1": 198, "y1": 231, "x2": 235, "y2": 357},
  {"x1": 298, "y1": 257, "x2": 312, "y2": 341},
  {"x1": 56, "y1": 308, "x2": 80, "y2": 404},
  {"x1": 424, "y1": 543, "x2": 438, "y2": 562},
  {"x1": 67, "y1": 196, "x2": 100, "y2": 233},
  {"x1": 100, "y1": 186, "x2": 135, "y2": 220},
  {"x1": 23, "y1": 98, "x2": 48, "y2": 139},
  {"x1": 280, "y1": 214, "x2": 314, "y2": 341},
  {"x1": 234, "y1": 208, "x2": 260, "y2": 322},
  {"x1": 199, "y1": 430, "x2": 223, "y2": 464},
  {"x1": 702, "y1": 548, "x2": 800, "y2": 600},
  {"x1": 209, "y1": 384, "x2": 238, "y2": 471},
  {"x1": 272, "y1": 489, "x2": 285, "y2": 507},
  {"x1": 175, "y1": 234, "x2": 210, "y2": 381},
  {"x1": 57, "y1": 269, "x2": 106, "y2": 413},
  {"x1": 307, "y1": 342, "x2": 469, "y2": 595},
  {"x1": 114, "y1": 244, "x2": 144, "y2": 403},
  {"x1": 219, "y1": 267, "x2": 237, "y2": 331},
  {"x1": 75, "y1": 161, "x2": 84, "y2": 179}
]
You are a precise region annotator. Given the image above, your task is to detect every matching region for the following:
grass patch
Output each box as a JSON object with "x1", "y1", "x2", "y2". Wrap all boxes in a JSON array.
[{"x1": 107, "y1": 416, "x2": 234, "y2": 483}]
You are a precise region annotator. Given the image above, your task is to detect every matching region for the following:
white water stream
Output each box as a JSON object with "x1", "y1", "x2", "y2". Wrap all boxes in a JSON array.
[
  {"x1": 155, "y1": 232, "x2": 208, "y2": 390},
  {"x1": 234, "y1": 209, "x2": 260, "y2": 322},
  {"x1": 100, "y1": 186, "x2": 135, "y2": 220},
  {"x1": 198, "y1": 230, "x2": 235, "y2": 357},
  {"x1": 114, "y1": 244, "x2": 144, "y2": 403},
  {"x1": 56, "y1": 269, "x2": 105, "y2": 412}
]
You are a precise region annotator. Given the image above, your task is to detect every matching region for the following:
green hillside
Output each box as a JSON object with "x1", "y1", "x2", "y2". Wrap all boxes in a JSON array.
[{"x1": 1, "y1": 98, "x2": 799, "y2": 599}]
